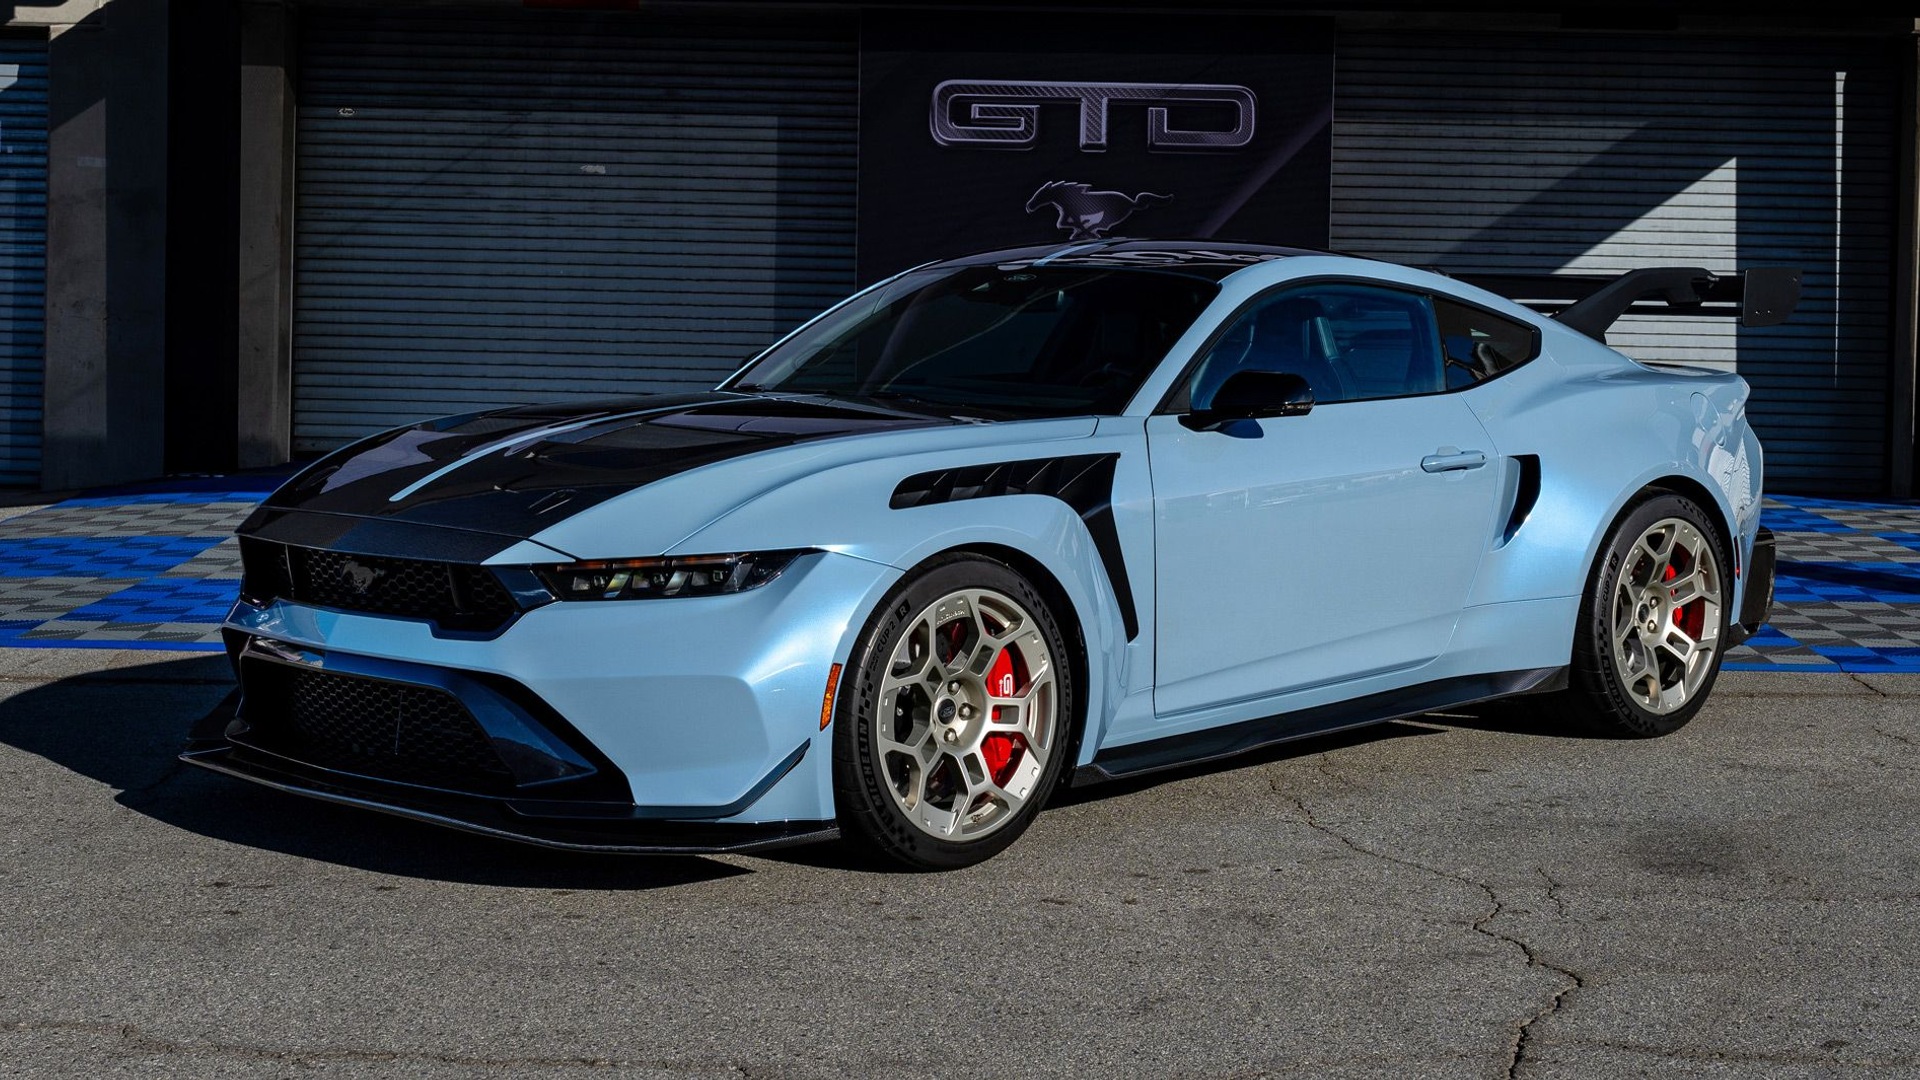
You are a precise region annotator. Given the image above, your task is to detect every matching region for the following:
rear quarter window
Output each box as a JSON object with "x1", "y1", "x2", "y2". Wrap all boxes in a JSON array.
[{"x1": 1434, "y1": 297, "x2": 1539, "y2": 388}]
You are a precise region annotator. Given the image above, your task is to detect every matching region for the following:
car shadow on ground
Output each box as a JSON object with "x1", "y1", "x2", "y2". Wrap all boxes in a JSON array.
[
  {"x1": 0, "y1": 655, "x2": 748, "y2": 890},
  {"x1": 1048, "y1": 718, "x2": 1448, "y2": 808},
  {"x1": 0, "y1": 655, "x2": 1608, "y2": 883},
  {"x1": 1420, "y1": 694, "x2": 1624, "y2": 740},
  {"x1": 765, "y1": 697, "x2": 1606, "y2": 872},
  {"x1": 1045, "y1": 690, "x2": 1612, "y2": 808}
]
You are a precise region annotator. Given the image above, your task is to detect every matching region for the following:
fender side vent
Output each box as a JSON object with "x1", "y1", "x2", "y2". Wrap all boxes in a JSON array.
[
  {"x1": 1502, "y1": 455, "x2": 1541, "y2": 545},
  {"x1": 890, "y1": 453, "x2": 1138, "y2": 640}
]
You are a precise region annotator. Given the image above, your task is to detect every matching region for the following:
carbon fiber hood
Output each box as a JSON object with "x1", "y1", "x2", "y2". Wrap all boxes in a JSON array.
[{"x1": 241, "y1": 393, "x2": 953, "y2": 545}]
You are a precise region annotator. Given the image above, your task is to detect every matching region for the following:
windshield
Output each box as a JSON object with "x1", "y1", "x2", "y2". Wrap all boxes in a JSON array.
[{"x1": 725, "y1": 265, "x2": 1219, "y2": 418}]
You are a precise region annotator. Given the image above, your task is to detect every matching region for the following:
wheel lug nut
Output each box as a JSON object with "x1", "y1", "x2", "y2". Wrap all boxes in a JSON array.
[
  {"x1": 947, "y1": 681, "x2": 960, "y2": 693},
  {"x1": 960, "y1": 705, "x2": 975, "y2": 719},
  {"x1": 942, "y1": 729, "x2": 958, "y2": 744}
]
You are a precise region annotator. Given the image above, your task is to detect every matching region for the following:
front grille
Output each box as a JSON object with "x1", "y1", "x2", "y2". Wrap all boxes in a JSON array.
[
  {"x1": 237, "y1": 660, "x2": 514, "y2": 792},
  {"x1": 239, "y1": 538, "x2": 519, "y2": 632}
]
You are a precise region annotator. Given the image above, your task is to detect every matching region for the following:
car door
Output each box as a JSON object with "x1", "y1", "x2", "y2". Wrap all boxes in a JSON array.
[{"x1": 1147, "y1": 282, "x2": 1506, "y2": 717}]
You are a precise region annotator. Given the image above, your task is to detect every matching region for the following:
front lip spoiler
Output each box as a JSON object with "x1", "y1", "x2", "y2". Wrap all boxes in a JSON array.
[{"x1": 178, "y1": 744, "x2": 837, "y2": 855}]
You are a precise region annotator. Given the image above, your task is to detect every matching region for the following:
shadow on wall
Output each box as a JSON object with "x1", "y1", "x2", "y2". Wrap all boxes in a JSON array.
[{"x1": 1338, "y1": 31, "x2": 1897, "y2": 495}]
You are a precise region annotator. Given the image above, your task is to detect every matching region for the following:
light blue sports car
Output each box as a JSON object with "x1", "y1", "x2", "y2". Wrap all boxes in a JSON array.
[{"x1": 183, "y1": 240, "x2": 1793, "y2": 870}]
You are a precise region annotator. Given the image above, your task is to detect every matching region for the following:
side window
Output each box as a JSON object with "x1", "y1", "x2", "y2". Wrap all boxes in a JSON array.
[
  {"x1": 1434, "y1": 296, "x2": 1539, "y2": 388},
  {"x1": 1185, "y1": 283, "x2": 1442, "y2": 409}
]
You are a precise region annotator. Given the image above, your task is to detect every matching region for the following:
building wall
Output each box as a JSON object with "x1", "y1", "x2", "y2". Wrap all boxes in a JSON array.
[
  {"x1": 7, "y1": 2, "x2": 1918, "y2": 495},
  {"x1": 34, "y1": 0, "x2": 169, "y2": 491}
]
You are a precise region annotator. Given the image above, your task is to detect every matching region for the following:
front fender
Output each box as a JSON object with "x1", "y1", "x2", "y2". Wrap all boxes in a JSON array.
[{"x1": 674, "y1": 429, "x2": 1152, "y2": 767}]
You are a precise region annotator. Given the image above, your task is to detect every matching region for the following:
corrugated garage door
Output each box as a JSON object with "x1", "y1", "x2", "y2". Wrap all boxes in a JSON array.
[
  {"x1": 1332, "y1": 32, "x2": 1897, "y2": 494},
  {"x1": 293, "y1": 9, "x2": 857, "y2": 452},
  {"x1": 0, "y1": 40, "x2": 46, "y2": 486}
]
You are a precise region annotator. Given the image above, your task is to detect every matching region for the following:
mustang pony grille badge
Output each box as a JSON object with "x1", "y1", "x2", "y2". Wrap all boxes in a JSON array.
[
  {"x1": 1027, "y1": 181, "x2": 1171, "y2": 241},
  {"x1": 338, "y1": 559, "x2": 382, "y2": 597}
]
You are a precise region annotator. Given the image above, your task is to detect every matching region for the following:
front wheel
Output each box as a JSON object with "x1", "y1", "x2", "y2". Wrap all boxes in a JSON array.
[
  {"x1": 832, "y1": 554, "x2": 1075, "y2": 870},
  {"x1": 1555, "y1": 492, "x2": 1730, "y2": 737}
]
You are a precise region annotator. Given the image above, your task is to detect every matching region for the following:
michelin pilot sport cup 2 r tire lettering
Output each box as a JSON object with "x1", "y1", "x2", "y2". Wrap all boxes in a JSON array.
[
  {"x1": 1557, "y1": 491, "x2": 1730, "y2": 737},
  {"x1": 832, "y1": 553, "x2": 1077, "y2": 870}
]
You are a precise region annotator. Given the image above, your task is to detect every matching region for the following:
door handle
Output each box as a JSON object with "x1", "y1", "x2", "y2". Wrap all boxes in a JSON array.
[{"x1": 1421, "y1": 448, "x2": 1488, "y2": 473}]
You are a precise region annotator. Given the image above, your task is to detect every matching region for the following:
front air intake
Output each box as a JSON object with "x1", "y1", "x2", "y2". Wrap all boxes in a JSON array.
[{"x1": 234, "y1": 660, "x2": 515, "y2": 794}]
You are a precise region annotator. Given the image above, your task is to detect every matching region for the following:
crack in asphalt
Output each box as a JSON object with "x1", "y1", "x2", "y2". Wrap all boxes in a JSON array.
[
  {"x1": 1872, "y1": 725, "x2": 1915, "y2": 747},
  {"x1": 1847, "y1": 673, "x2": 1888, "y2": 697},
  {"x1": 1280, "y1": 780, "x2": 1584, "y2": 1079},
  {"x1": 1312, "y1": 758, "x2": 1366, "y2": 793},
  {"x1": 1505, "y1": 935, "x2": 1583, "y2": 1079},
  {"x1": 0, "y1": 1018, "x2": 723, "y2": 1072},
  {"x1": 1536, "y1": 867, "x2": 1570, "y2": 920}
]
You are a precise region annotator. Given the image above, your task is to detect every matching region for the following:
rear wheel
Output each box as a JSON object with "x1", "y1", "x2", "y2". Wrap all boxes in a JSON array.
[
  {"x1": 1557, "y1": 492, "x2": 1729, "y2": 737},
  {"x1": 833, "y1": 554, "x2": 1074, "y2": 870}
]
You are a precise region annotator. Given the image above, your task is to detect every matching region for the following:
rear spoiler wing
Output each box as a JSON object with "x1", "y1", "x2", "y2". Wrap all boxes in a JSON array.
[{"x1": 1449, "y1": 266, "x2": 1802, "y2": 342}]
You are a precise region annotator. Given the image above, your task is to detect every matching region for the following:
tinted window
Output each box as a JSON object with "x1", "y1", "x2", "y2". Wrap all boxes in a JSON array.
[
  {"x1": 1185, "y1": 284, "x2": 1442, "y2": 409},
  {"x1": 728, "y1": 266, "x2": 1218, "y2": 419},
  {"x1": 1435, "y1": 297, "x2": 1538, "y2": 388}
]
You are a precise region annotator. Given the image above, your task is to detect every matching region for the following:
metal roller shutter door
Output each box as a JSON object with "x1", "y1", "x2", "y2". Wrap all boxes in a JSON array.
[
  {"x1": 0, "y1": 41, "x2": 46, "y2": 487},
  {"x1": 293, "y1": 9, "x2": 857, "y2": 452},
  {"x1": 1331, "y1": 32, "x2": 1898, "y2": 494}
]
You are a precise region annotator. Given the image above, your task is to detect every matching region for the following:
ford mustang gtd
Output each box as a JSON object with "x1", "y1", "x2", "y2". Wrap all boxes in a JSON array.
[{"x1": 183, "y1": 241, "x2": 1794, "y2": 870}]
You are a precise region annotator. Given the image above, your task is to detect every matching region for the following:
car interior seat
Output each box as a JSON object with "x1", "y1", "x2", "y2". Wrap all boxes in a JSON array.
[{"x1": 1249, "y1": 297, "x2": 1345, "y2": 402}]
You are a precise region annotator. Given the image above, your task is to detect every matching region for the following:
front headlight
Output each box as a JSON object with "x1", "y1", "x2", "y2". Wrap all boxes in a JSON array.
[{"x1": 532, "y1": 550, "x2": 811, "y2": 601}]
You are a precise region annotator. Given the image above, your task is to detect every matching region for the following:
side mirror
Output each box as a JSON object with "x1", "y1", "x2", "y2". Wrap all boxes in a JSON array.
[{"x1": 1181, "y1": 370, "x2": 1315, "y2": 431}]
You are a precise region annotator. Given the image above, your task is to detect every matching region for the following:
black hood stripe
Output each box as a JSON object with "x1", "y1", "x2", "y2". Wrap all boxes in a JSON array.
[{"x1": 252, "y1": 393, "x2": 955, "y2": 543}]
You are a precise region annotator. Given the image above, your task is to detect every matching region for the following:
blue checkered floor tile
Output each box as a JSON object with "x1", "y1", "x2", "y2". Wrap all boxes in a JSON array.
[
  {"x1": 0, "y1": 476, "x2": 277, "y2": 650},
  {"x1": 1720, "y1": 495, "x2": 1920, "y2": 671},
  {"x1": 0, "y1": 480, "x2": 1915, "y2": 670}
]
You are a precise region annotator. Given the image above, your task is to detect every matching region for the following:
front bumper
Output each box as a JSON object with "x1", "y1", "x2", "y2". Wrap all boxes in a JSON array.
[
  {"x1": 190, "y1": 548, "x2": 899, "y2": 849},
  {"x1": 1728, "y1": 525, "x2": 1776, "y2": 646}
]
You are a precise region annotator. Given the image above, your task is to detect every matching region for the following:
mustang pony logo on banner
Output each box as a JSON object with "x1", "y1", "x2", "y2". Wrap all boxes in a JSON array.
[{"x1": 1026, "y1": 181, "x2": 1172, "y2": 241}]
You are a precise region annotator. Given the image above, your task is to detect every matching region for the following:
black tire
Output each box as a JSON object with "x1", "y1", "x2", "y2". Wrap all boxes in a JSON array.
[
  {"x1": 832, "y1": 553, "x2": 1077, "y2": 871},
  {"x1": 1554, "y1": 491, "x2": 1731, "y2": 737}
]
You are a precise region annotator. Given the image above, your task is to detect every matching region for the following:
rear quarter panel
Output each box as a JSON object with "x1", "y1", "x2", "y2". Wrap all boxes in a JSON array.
[{"x1": 1461, "y1": 321, "x2": 1761, "y2": 627}]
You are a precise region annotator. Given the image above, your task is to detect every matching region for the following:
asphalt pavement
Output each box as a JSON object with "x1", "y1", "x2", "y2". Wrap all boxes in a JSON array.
[
  {"x1": 1, "y1": 477, "x2": 1916, "y2": 1077},
  {"x1": 1, "y1": 648, "x2": 1915, "y2": 1079}
]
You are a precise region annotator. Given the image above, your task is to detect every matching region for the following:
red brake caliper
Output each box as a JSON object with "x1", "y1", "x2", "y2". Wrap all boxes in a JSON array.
[
  {"x1": 981, "y1": 645, "x2": 1030, "y2": 787},
  {"x1": 1665, "y1": 553, "x2": 1706, "y2": 639},
  {"x1": 939, "y1": 619, "x2": 968, "y2": 664}
]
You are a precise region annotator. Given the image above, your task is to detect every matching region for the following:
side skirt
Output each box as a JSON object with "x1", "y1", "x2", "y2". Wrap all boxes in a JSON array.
[{"x1": 1073, "y1": 666, "x2": 1568, "y2": 785}]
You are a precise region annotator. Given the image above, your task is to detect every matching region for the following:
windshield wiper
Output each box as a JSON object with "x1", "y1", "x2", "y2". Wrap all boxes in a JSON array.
[{"x1": 863, "y1": 391, "x2": 995, "y2": 424}]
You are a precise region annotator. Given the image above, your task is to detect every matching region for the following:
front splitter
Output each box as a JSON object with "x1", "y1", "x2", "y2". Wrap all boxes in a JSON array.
[{"x1": 180, "y1": 743, "x2": 839, "y2": 855}]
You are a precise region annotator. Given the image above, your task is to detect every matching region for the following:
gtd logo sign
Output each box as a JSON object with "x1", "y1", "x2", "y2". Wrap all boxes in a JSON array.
[{"x1": 930, "y1": 80, "x2": 1257, "y2": 151}]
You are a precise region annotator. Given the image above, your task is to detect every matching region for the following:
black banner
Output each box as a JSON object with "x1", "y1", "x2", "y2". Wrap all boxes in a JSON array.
[{"x1": 856, "y1": 12, "x2": 1334, "y2": 284}]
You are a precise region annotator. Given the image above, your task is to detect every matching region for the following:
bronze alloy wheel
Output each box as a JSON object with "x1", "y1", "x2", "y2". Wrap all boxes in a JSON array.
[
  {"x1": 833, "y1": 554, "x2": 1075, "y2": 870},
  {"x1": 1556, "y1": 492, "x2": 1730, "y2": 738}
]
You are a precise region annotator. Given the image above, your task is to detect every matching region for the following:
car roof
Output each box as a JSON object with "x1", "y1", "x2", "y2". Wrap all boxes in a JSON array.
[{"x1": 935, "y1": 238, "x2": 1343, "y2": 281}]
